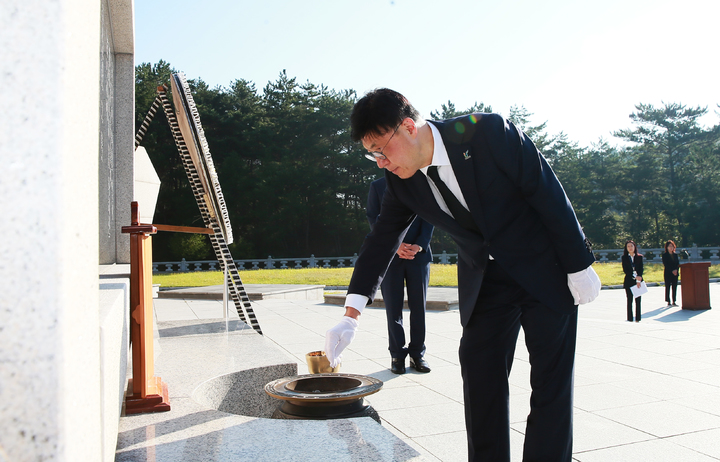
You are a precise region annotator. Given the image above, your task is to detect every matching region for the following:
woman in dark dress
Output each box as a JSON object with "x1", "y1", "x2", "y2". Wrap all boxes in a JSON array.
[
  {"x1": 621, "y1": 240, "x2": 644, "y2": 322},
  {"x1": 663, "y1": 240, "x2": 680, "y2": 307}
]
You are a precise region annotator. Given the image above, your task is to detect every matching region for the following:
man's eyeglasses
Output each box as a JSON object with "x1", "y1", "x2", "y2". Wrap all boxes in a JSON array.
[{"x1": 364, "y1": 123, "x2": 401, "y2": 162}]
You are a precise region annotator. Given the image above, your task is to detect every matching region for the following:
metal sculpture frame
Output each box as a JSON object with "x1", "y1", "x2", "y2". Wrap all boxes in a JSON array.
[{"x1": 135, "y1": 78, "x2": 262, "y2": 334}]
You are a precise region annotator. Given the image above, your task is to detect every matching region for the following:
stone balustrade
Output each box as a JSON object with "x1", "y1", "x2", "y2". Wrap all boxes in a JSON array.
[{"x1": 153, "y1": 245, "x2": 720, "y2": 273}]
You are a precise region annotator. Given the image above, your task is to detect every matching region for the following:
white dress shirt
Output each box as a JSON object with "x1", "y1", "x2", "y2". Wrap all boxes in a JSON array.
[{"x1": 420, "y1": 122, "x2": 471, "y2": 214}]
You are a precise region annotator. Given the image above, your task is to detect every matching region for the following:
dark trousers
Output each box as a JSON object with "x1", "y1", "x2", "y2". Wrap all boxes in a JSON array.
[
  {"x1": 625, "y1": 289, "x2": 642, "y2": 321},
  {"x1": 664, "y1": 275, "x2": 678, "y2": 303},
  {"x1": 382, "y1": 259, "x2": 429, "y2": 359},
  {"x1": 459, "y1": 261, "x2": 577, "y2": 462}
]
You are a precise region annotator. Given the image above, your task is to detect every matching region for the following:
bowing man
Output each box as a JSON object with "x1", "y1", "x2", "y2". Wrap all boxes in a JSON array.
[{"x1": 324, "y1": 88, "x2": 601, "y2": 462}]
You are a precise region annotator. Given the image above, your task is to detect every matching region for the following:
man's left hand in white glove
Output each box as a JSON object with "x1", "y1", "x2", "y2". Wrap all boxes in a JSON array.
[{"x1": 567, "y1": 265, "x2": 601, "y2": 305}]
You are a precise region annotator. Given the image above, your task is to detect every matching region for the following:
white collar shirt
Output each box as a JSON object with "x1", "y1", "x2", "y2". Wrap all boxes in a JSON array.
[
  {"x1": 420, "y1": 122, "x2": 471, "y2": 215},
  {"x1": 422, "y1": 121, "x2": 493, "y2": 260}
]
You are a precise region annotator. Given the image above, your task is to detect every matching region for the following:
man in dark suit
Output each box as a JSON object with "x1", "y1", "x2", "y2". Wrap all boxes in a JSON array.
[
  {"x1": 325, "y1": 88, "x2": 600, "y2": 462},
  {"x1": 367, "y1": 177, "x2": 434, "y2": 374}
]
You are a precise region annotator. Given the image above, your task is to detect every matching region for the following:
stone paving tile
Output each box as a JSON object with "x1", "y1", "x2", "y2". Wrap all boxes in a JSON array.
[
  {"x1": 339, "y1": 358, "x2": 392, "y2": 379},
  {"x1": 610, "y1": 373, "x2": 720, "y2": 401},
  {"x1": 153, "y1": 299, "x2": 198, "y2": 321},
  {"x1": 575, "y1": 324, "x2": 626, "y2": 339},
  {"x1": 365, "y1": 383, "x2": 454, "y2": 412},
  {"x1": 508, "y1": 391, "x2": 531, "y2": 425},
  {"x1": 674, "y1": 347, "x2": 720, "y2": 366},
  {"x1": 364, "y1": 370, "x2": 420, "y2": 390},
  {"x1": 594, "y1": 400, "x2": 720, "y2": 438},
  {"x1": 677, "y1": 366, "x2": 720, "y2": 388},
  {"x1": 418, "y1": 349, "x2": 459, "y2": 367},
  {"x1": 403, "y1": 364, "x2": 464, "y2": 402},
  {"x1": 665, "y1": 427, "x2": 720, "y2": 460},
  {"x1": 669, "y1": 392, "x2": 720, "y2": 418},
  {"x1": 635, "y1": 337, "x2": 715, "y2": 356},
  {"x1": 379, "y1": 402, "x2": 467, "y2": 439},
  {"x1": 574, "y1": 382, "x2": 661, "y2": 412},
  {"x1": 575, "y1": 355, "x2": 650, "y2": 384},
  {"x1": 412, "y1": 430, "x2": 467, "y2": 462},
  {"x1": 509, "y1": 428, "x2": 526, "y2": 461},
  {"x1": 575, "y1": 336, "x2": 618, "y2": 352},
  {"x1": 380, "y1": 421, "x2": 444, "y2": 461},
  {"x1": 675, "y1": 333, "x2": 720, "y2": 348},
  {"x1": 638, "y1": 354, "x2": 715, "y2": 375},
  {"x1": 578, "y1": 344, "x2": 662, "y2": 365},
  {"x1": 262, "y1": 327, "x2": 325, "y2": 346},
  {"x1": 572, "y1": 409, "x2": 654, "y2": 453},
  {"x1": 573, "y1": 437, "x2": 719, "y2": 461}
]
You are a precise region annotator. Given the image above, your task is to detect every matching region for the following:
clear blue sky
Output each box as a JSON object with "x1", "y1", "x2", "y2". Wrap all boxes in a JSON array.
[{"x1": 135, "y1": 0, "x2": 719, "y2": 147}]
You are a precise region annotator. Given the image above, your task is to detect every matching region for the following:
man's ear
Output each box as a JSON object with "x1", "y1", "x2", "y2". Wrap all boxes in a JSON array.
[{"x1": 403, "y1": 118, "x2": 418, "y2": 137}]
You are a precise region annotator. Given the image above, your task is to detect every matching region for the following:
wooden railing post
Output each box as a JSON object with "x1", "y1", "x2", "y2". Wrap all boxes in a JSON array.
[{"x1": 121, "y1": 201, "x2": 170, "y2": 414}]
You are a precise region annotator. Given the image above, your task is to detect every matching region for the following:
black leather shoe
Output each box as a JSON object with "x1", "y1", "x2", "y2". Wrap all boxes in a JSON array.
[
  {"x1": 410, "y1": 357, "x2": 431, "y2": 373},
  {"x1": 390, "y1": 358, "x2": 406, "y2": 374}
]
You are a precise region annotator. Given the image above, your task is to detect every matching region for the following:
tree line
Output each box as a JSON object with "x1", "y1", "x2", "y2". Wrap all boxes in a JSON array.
[{"x1": 135, "y1": 61, "x2": 720, "y2": 262}]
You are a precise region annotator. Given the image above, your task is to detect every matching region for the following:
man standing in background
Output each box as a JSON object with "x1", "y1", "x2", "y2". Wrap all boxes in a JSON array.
[{"x1": 367, "y1": 176, "x2": 434, "y2": 374}]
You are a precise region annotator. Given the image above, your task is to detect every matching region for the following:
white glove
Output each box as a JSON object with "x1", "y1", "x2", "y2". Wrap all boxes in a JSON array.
[
  {"x1": 324, "y1": 316, "x2": 358, "y2": 368},
  {"x1": 567, "y1": 266, "x2": 601, "y2": 305}
]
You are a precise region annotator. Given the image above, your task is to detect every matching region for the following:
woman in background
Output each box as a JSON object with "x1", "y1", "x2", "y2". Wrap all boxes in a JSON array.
[
  {"x1": 663, "y1": 240, "x2": 680, "y2": 307},
  {"x1": 622, "y1": 240, "x2": 644, "y2": 322}
]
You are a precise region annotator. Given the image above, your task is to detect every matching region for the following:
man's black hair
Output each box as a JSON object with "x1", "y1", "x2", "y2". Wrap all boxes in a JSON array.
[{"x1": 350, "y1": 88, "x2": 420, "y2": 142}]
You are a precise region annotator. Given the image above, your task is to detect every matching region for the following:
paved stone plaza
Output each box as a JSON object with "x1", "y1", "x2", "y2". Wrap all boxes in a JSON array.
[{"x1": 124, "y1": 282, "x2": 720, "y2": 461}]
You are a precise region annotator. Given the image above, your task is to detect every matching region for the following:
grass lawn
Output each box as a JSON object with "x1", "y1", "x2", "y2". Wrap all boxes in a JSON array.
[
  {"x1": 153, "y1": 262, "x2": 720, "y2": 288},
  {"x1": 154, "y1": 265, "x2": 455, "y2": 288}
]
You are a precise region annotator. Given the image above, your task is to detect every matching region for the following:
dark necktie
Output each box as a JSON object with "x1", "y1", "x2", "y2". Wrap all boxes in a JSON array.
[{"x1": 426, "y1": 166, "x2": 482, "y2": 235}]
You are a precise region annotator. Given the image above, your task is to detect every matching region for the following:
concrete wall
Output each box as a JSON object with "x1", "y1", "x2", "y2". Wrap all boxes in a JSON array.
[
  {"x1": 0, "y1": 0, "x2": 134, "y2": 460},
  {"x1": 100, "y1": 0, "x2": 135, "y2": 264}
]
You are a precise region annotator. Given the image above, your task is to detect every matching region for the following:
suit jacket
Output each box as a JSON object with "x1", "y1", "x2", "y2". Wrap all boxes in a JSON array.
[
  {"x1": 367, "y1": 177, "x2": 434, "y2": 266},
  {"x1": 662, "y1": 252, "x2": 679, "y2": 278},
  {"x1": 622, "y1": 254, "x2": 644, "y2": 288},
  {"x1": 348, "y1": 113, "x2": 595, "y2": 326}
]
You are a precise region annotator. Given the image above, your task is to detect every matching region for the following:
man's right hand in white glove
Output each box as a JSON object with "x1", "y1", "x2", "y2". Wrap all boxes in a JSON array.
[{"x1": 324, "y1": 315, "x2": 359, "y2": 368}]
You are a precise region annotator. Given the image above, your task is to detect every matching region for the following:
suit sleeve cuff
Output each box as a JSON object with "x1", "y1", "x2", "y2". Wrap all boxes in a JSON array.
[
  {"x1": 344, "y1": 294, "x2": 369, "y2": 314},
  {"x1": 568, "y1": 266, "x2": 590, "y2": 280}
]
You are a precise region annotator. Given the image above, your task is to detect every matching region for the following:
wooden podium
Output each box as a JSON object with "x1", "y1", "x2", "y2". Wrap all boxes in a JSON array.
[
  {"x1": 680, "y1": 262, "x2": 712, "y2": 311},
  {"x1": 122, "y1": 202, "x2": 171, "y2": 414}
]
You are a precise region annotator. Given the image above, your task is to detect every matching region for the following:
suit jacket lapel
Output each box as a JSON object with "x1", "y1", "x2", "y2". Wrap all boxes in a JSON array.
[
  {"x1": 444, "y1": 135, "x2": 487, "y2": 233},
  {"x1": 393, "y1": 117, "x2": 490, "y2": 236}
]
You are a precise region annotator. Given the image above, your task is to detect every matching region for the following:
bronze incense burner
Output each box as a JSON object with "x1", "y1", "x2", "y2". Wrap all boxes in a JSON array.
[{"x1": 265, "y1": 373, "x2": 383, "y2": 423}]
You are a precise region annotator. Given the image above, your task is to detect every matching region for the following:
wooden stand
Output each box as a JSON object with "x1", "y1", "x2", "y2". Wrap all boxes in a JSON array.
[
  {"x1": 122, "y1": 202, "x2": 171, "y2": 414},
  {"x1": 680, "y1": 262, "x2": 712, "y2": 310}
]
